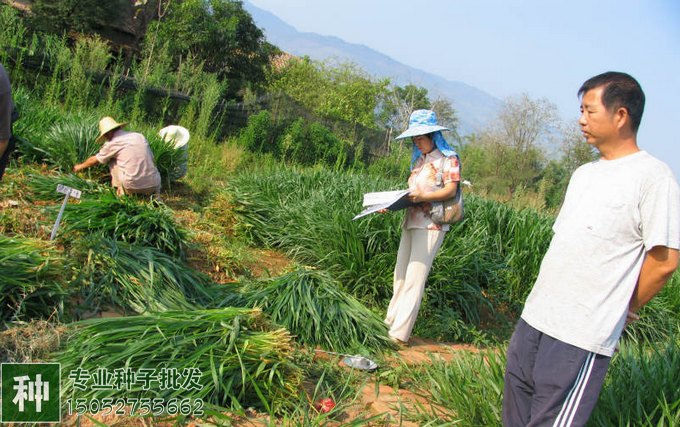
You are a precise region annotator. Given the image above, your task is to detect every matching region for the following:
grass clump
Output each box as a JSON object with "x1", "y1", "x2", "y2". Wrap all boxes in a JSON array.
[
  {"x1": 18, "y1": 116, "x2": 100, "y2": 172},
  {"x1": 226, "y1": 165, "x2": 556, "y2": 342},
  {"x1": 26, "y1": 172, "x2": 107, "y2": 201},
  {"x1": 147, "y1": 131, "x2": 187, "y2": 186},
  {"x1": 238, "y1": 267, "x2": 393, "y2": 354},
  {"x1": 56, "y1": 308, "x2": 303, "y2": 414},
  {"x1": 399, "y1": 350, "x2": 505, "y2": 426},
  {"x1": 590, "y1": 336, "x2": 680, "y2": 426},
  {"x1": 0, "y1": 320, "x2": 65, "y2": 363},
  {"x1": 0, "y1": 236, "x2": 67, "y2": 322},
  {"x1": 60, "y1": 192, "x2": 189, "y2": 258}
]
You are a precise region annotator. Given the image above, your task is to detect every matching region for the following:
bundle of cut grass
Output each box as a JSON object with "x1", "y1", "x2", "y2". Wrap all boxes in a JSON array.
[
  {"x1": 76, "y1": 239, "x2": 218, "y2": 315},
  {"x1": 0, "y1": 236, "x2": 66, "y2": 322},
  {"x1": 240, "y1": 267, "x2": 393, "y2": 353},
  {"x1": 60, "y1": 192, "x2": 188, "y2": 258},
  {"x1": 57, "y1": 308, "x2": 302, "y2": 413},
  {"x1": 26, "y1": 172, "x2": 107, "y2": 201}
]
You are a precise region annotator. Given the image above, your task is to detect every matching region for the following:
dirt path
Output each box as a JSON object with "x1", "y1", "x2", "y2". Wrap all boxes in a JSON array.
[{"x1": 336, "y1": 337, "x2": 479, "y2": 426}]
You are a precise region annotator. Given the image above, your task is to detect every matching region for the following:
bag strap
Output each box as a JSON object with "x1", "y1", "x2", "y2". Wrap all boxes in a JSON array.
[
  {"x1": 435, "y1": 157, "x2": 445, "y2": 187},
  {"x1": 437, "y1": 155, "x2": 463, "y2": 200}
]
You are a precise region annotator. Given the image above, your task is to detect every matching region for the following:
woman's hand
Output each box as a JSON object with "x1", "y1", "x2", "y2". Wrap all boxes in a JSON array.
[{"x1": 407, "y1": 190, "x2": 424, "y2": 203}]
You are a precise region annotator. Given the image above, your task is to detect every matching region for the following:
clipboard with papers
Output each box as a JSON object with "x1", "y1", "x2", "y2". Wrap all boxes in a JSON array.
[{"x1": 353, "y1": 189, "x2": 416, "y2": 220}]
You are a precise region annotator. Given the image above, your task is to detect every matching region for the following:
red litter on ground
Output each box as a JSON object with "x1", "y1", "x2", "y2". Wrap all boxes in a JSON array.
[{"x1": 315, "y1": 397, "x2": 335, "y2": 413}]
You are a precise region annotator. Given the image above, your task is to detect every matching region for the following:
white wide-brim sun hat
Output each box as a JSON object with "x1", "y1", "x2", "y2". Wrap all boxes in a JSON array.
[
  {"x1": 159, "y1": 125, "x2": 191, "y2": 149},
  {"x1": 395, "y1": 109, "x2": 449, "y2": 140}
]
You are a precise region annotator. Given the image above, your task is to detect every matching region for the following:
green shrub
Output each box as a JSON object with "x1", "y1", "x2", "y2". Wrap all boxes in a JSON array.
[
  {"x1": 279, "y1": 119, "x2": 349, "y2": 167},
  {"x1": 239, "y1": 112, "x2": 354, "y2": 169},
  {"x1": 365, "y1": 142, "x2": 411, "y2": 180},
  {"x1": 238, "y1": 110, "x2": 279, "y2": 155}
]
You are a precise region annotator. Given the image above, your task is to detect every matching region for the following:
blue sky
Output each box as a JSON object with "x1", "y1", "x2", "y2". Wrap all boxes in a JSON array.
[{"x1": 248, "y1": 0, "x2": 680, "y2": 178}]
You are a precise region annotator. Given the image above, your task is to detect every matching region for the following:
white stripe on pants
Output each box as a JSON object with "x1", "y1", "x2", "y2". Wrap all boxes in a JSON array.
[{"x1": 385, "y1": 228, "x2": 445, "y2": 342}]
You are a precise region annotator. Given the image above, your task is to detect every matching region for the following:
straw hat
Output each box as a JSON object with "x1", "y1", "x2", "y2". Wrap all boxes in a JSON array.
[
  {"x1": 395, "y1": 109, "x2": 449, "y2": 140},
  {"x1": 159, "y1": 125, "x2": 190, "y2": 149},
  {"x1": 96, "y1": 116, "x2": 128, "y2": 143}
]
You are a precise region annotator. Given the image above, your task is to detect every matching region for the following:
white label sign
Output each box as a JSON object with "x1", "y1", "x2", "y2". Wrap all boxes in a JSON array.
[{"x1": 56, "y1": 184, "x2": 82, "y2": 199}]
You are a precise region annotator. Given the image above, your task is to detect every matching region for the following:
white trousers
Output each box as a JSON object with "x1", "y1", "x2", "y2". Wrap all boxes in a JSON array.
[{"x1": 385, "y1": 228, "x2": 445, "y2": 342}]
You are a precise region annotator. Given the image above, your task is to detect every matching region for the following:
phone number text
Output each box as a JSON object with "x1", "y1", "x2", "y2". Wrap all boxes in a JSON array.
[{"x1": 65, "y1": 397, "x2": 204, "y2": 417}]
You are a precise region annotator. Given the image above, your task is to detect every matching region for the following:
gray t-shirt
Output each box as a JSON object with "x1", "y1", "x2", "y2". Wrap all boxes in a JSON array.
[
  {"x1": 522, "y1": 151, "x2": 680, "y2": 356},
  {"x1": 0, "y1": 63, "x2": 13, "y2": 141}
]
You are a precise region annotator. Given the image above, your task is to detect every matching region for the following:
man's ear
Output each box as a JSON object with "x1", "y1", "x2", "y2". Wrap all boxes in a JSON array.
[{"x1": 614, "y1": 106, "x2": 631, "y2": 131}]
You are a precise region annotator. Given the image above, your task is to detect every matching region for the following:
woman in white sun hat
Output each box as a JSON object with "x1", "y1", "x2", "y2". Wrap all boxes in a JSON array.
[
  {"x1": 74, "y1": 117, "x2": 161, "y2": 196},
  {"x1": 384, "y1": 109, "x2": 461, "y2": 346}
]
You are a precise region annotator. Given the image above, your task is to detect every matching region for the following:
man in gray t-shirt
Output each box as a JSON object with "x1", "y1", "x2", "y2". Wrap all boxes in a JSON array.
[
  {"x1": 502, "y1": 72, "x2": 680, "y2": 427},
  {"x1": 0, "y1": 62, "x2": 15, "y2": 180}
]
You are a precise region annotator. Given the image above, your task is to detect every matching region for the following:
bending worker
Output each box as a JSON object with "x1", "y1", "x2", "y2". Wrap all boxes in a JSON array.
[{"x1": 74, "y1": 117, "x2": 161, "y2": 196}]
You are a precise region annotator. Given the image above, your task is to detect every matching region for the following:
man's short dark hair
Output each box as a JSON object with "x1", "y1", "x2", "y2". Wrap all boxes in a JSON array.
[{"x1": 578, "y1": 72, "x2": 645, "y2": 133}]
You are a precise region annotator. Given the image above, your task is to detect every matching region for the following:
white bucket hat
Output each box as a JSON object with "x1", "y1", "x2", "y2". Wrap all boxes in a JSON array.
[
  {"x1": 395, "y1": 109, "x2": 449, "y2": 140},
  {"x1": 96, "y1": 116, "x2": 128, "y2": 143},
  {"x1": 159, "y1": 125, "x2": 190, "y2": 149}
]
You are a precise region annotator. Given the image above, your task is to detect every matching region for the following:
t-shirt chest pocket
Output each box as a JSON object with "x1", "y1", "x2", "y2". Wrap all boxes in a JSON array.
[{"x1": 579, "y1": 193, "x2": 632, "y2": 240}]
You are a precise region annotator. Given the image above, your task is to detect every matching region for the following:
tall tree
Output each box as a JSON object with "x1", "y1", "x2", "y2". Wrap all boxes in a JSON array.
[
  {"x1": 538, "y1": 122, "x2": 599, "y2": 208},
  {"x1": 467, "y1": 94, "x2": 559, "y2": 197},
  {"x1": 268, "y1": 57, "x2": 389, "y2": 130},
  {"x1": 559, "y1": 121, "x2": 599, "y2": 174},
  {"x1": 430, "y1": 96, "x2": 460, "y2": 143},
  {"x1": 147, "y1": 0, "x2": 275, "y2": 97},
  {"x1": 378, "y1": 84, "x2": 431, "y2": 131}
]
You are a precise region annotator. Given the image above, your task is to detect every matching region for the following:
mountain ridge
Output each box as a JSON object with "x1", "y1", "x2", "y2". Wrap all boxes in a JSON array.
[{"x1": 243, "y1": 1, "x2": 502, "y2": 135}]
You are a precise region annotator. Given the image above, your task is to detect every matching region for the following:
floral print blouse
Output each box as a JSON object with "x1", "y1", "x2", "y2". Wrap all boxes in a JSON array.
[{"x1": 404, "y1": 149, "x2": 461, "y2": 231}]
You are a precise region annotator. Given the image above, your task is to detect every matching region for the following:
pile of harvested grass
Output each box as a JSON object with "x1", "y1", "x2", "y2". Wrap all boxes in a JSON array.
[
  {"x1": 239, "y1": 267, "x2": 393, "y2": 353},
  {"x1": 57, "y1": 308, "x2": 302, "y2": 413},
  {"x1": 0, "y1": 236, "x2": 67, "y2": 322},
  {"x1": 26, "y1": 172, "x2": 107, "y2": 201},
  {"x1": 61, "y1": 192, "x2": 189, "y2": 258},
  {"x1": 75, "y1": 238, "x2": 217, "y2": 315}
]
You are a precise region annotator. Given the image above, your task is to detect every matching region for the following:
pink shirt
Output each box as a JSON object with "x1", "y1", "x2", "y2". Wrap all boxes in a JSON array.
[
  {"x1": 96, "y1": 130, "x2": 161, "y2": 190},
  {"x1": 404, "y1": 149, "x2": 460, "y2": 231}
]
